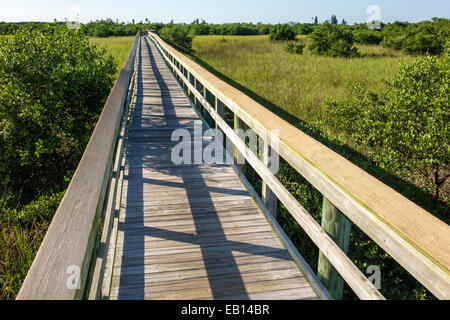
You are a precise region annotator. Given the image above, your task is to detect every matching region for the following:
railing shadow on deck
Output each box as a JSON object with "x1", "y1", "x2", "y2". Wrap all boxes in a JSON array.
[{"x1": 117, "y1": 37, "x2": 294, "y2": 299}]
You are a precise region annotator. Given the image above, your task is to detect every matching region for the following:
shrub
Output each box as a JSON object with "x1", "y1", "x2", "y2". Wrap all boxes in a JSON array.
[
  {"x1": 189, "y1": 23, "x2": 210, "y2": 36},
  {"x1": 257, "y1": 25, "x2": 270, "y2": 35},
  {"x1": 0, "y1": 24, "x2": 117, "y2": 200},
  {"x1": 325, "y1": 53, "x2": 449, "y2": 200},
  {"x1": 308, "y1": 23, "x2": 358, "y2": 57},
  {"x1": 269, "y1": 24, "x2": 296, "y2": 41},
  {"x1": 402, "y1": 32, "x2": 443, "y2": 55},
  {"x1": 295, "y1": 24, "x2": 314, "y2": 35},
  {"x1": 3, "y1": 192, "x2": 65, "y2": 227},
  {"x1": 401, "y1": 23, "x2": 444, "y2": 55},
  {"x1": 158, "y1": 25, "x2": 193, "y2": 53},
  {"x1": 382, "y1": 20, "x2": 447, "y2": 55},
  {"x1": 284, "y1": 41, "x2": 306, "y2": 54},
  {"x1": 353, "y1": 29, "x2": 383, "y2": 44},
  {"x1": 381, "y1": 21, "x2": 409, "y2": 50}
]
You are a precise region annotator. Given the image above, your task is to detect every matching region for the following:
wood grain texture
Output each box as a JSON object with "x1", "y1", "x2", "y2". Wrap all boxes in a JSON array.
[
  {"x1": 149, "y1": 32, "x2": 450, "y2": 299},
  {"x1": 106, "y1": 37, "x2": 319, "y2": 300},
  {"x1": 17, "y1": 35, "x2": 140, "y2": 300}
]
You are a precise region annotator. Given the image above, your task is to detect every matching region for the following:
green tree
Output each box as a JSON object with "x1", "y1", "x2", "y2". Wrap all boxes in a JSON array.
[
  {"x1": 381, "y1": 20, "x2": 447, "y2": 55},
  {"x1": 158, "y1": 25, "x2": 193, "y2": 53},
  {"x1": 269, "y1": 24, "x2": 295, "y2": 41},
  {"x1": 308, "y1": 23, "x2": 358, "y2": 57},
  {"x1": 326, "y1": 53, "x2": 449, "y2": 200},
  {"x1": 402, "y1": 22, "x2": 444, "y2": 55},
  {"x1": 0, "y1": 24, "x2": 117, "y2": 199},
  {"x1": 353, "y1": 29, "x2": 383, "y2": 44},
  {"x1": 295, "y1": 23, "x2": 314, "y2": 35},
  {"x1": 330, "y1": 14, "x2": 338, "y2": 24}
]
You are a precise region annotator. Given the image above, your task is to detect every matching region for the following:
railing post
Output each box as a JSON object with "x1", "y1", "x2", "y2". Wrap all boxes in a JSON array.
[
  {"x1": 215, "y1": 97, "x2": 224, "y2": 129},
  {"x1": 187, "y1": 72, "x2": 195, "y2": 102},
  {"x1": 202, "y1": 86, "x2": 209, "y2": 123},
  {"x1": 215, "y1": 98, "x2": 225, "y2": 137},
  {"x1": 317, "y1": 197, "x2": 352, "y2": 300},
  {"x1": 261, "y1": 139, "x2": 279, "y2": 217},
  {"x1": 216, "y1": 98, "x2": 229, "y2": 164},
  {"x1": 234, "y1": 115, "x2": 246, "y2": 170}
]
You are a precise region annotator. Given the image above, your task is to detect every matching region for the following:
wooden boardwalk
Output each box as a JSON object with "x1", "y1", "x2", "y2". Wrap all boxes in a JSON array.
[
  {"x1": 105, "y1": 36, "x2": 319, "y2": 300},
  {"x1": 17, "y1": 32, "x2": 449, "y2": 301}
]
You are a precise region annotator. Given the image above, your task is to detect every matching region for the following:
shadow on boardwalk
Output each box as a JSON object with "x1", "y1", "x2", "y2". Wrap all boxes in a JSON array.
[{"x1": 117, "y1": 37, "x2": 296, "y2": 300}]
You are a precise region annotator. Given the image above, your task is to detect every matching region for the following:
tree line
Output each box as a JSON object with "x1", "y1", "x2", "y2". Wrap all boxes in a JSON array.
[{"x1": 153, "y1": 17, "x2": 449, "y2": 56}]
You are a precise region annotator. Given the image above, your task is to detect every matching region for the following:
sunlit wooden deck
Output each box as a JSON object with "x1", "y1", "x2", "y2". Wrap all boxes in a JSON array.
[{"x1": 105, "y1": 37, "x2": 319, "y2": 300}]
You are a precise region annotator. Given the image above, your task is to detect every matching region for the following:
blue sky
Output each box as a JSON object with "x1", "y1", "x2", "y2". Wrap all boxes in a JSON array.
[{"x1": 0, "y1": 0, "x2": 448, "y2": 24}]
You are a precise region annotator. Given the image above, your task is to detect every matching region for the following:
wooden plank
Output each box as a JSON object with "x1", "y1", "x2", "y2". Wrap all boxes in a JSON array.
[
  {"x1": 120, "y1": 208, "x2": 265, "y2": 224},
  {"x1": 115, "y1": 225, "x2": 275, "y2": 248},
  {"x1": 114, "y1": 268, "x2": 301, "y2": 293},
  {"x1": 115, "y1": 246, "x2": 291, "y2": 269},
  {"x1": 113, "y1": 278, "x2": 314, "y2": 300},
  {"x1": 113, "y1": 253, "x2": 300, "y2": 278},
  {"x1": 116, "y1": 236, "x2": 284, "y2": 257},
  {"x1": 112, "y1": 260, "x2": 302, "y2": 287},
  {"x1": 113, "y1": 272, "x2": 311, "y2": 299}
]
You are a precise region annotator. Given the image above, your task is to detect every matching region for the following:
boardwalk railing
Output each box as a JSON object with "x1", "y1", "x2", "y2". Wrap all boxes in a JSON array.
[
  {"x1": 17, "y1": 33, "x2": 141, "y2": 300},
  {"x1": 148, "y1": 32, "x2": 450, "y2": 299}
]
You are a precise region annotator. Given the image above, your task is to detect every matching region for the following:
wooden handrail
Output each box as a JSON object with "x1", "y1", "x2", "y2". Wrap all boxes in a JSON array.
[
  {"x1": 148, "y1": 32, "x2": 450, "y2": 299},
  {"x1": 17, "y1": 34, "x2": 140, "y2": 300}
]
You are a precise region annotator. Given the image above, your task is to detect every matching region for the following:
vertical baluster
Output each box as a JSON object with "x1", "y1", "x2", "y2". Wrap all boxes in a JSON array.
[
  {"x1": 261, "y1": 139, "x2": 279, "y2": 217},
  {"x1": 234, "y1": 115, "x2": 246, "y2": 170},
  {"x1": 317, "y1": 197, "x2": 352, "y2": 300}
]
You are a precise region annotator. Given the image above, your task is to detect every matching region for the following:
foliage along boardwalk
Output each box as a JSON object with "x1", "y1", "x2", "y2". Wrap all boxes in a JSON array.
[{"x1": 104, "y1": 36, "x2": 319, "y2": 300}]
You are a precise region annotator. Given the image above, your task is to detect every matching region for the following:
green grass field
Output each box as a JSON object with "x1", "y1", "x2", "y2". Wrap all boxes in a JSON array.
[
  {"x1": 91, "y1": 36, "x2": 136, "y2": 76},
  {"x1": 192, "y1": 35, "x2": 414, "y2": 123}
]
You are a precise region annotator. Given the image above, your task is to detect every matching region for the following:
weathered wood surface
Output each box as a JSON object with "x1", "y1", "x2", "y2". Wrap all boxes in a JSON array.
[
  {"x1": 106, "y1": 37, "x2": 320, "y2": 300},
  {"x1": 17, "y1": 34, "x2": 140, "y2": 300},
  {"x1": 149, "y1": 32, "x2": 450, "y2": 299}
]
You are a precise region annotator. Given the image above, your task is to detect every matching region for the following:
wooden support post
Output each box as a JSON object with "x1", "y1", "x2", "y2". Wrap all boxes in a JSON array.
[
  {"x1": 203, "y1": 87, "x2": 216, "y2": 128},
  {"x1": 202, "y1": 86, "x2": 208, "y2": 121},
  {"x1": 192, "y1": 77, "x2": 196, "y2": 103},
  {"x1": 317, "y1": 197, "x2": 352, "y2": 300},
  {"x1": 234, "y1": 114, "x2": 246, "y2": 170},
  {"x1": 216, "y1": 98, "x2": 225, "y2": 139},
  {"x1": 216, "y1": 98, "x2": 227, "y2": 164},
  {"x1": 187, "y1": 72, "x2": 195, "y2": 102},
  {"x1": 261, "y1": 139, "x2": 279, "y2": 217},
  {"x1": 215, "y1": 97, "x2": 224, "y2": 129}
]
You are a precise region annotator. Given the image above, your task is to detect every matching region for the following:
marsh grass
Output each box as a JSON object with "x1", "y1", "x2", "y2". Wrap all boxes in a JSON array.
[
  {"x1": 192, "y1": 35, "x2": 413, "y2": 122},
  {"x1": 0, "y1": 220, "x2": 49, "y2": 300},
  {"x1": 91, "y1": 36, "x2": 136, "y2": 76}
]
